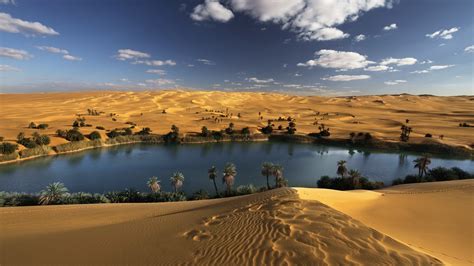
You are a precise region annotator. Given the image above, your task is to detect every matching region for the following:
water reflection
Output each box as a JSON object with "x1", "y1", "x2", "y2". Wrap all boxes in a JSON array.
[{"x1": 0, "y1": 142, "x2": 472, "y2": 194}]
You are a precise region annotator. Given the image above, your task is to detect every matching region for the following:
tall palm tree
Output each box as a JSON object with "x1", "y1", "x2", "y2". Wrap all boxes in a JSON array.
[
  {"x1": 348, "y1": 169, "x2": 361, "y2": 188},
  {"x1": 208, "y1": 166, "x2": 219, "y2": 196},
  {"x1": 261, "y1": 162, "x2": 274, "y2": 189},
  {"x1": 413, "y1": 154, "x2": 431, "y2": 179},
  {"x1": 337, "y1": 160, "x2": 348, "y2": 178},
  {"x1": 272, "y1": 164, "x2": 284, "y2": 188},
  {"x1": 222, "y1": 163, "x2": 237, "y2": 196},
  {"x1": 170, "y1": 172, "x2": 184, "y2": 193},
  {"x1": 39, "y1": 182, "x2": 69, "y2": 205},
  {"x1": 147, "y1": 176, "x2": 161, "y2": 193}
]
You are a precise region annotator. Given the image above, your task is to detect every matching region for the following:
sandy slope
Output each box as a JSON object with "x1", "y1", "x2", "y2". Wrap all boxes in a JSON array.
[
  {"x1": 297, "y1": 179, "x2": 474, "y2": 265},
  {"x1": 0, "y1": 90, "x2": 473, "y2": 148},
  {"x1": 3, "y1": 181, "x2": 472, "y2": 265}
]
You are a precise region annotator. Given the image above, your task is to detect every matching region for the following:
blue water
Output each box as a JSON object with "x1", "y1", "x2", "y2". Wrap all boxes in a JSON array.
[{"x1": 0, "y1": 142, "x2": 472, "y2": 194}]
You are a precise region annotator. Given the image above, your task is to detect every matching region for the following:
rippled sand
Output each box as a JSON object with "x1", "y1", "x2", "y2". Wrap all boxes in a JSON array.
[
  {"x1": 0, "y1": 90, "x2": 472, "y2": 148},
  {"x1": 2, "y1": 180, "x2": 472, "y2": 265}
]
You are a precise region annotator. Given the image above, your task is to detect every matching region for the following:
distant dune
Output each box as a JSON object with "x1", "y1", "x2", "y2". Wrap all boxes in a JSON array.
[
  {"x1": 0, "y1": 90, "x2": 473, "y2": 149},
  {"x1": 1, "y1": 180, "x2": 472, "y2": 264}
]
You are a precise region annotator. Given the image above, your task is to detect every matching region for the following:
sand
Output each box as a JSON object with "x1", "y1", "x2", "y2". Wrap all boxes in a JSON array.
[
  {"x1": 0, "y1": 90, "x2": 473, "y2": 148},
  {"x1": 1, "y1": 180, "x2": 472, "y2": 265}
]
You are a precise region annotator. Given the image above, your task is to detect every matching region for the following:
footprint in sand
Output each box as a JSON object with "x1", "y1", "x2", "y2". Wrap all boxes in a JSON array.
[{"x1": 183, "y1": 229, "x2": 211, "y2": 241}]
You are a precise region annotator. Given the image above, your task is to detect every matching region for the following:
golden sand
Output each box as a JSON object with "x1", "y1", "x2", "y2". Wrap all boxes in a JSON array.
[
  {"x1": 1, "y1": 180, "x2": 472, "y2": 265},
  {"x1": 0, "y1": 90, "x2": 473, "y2": 148}
]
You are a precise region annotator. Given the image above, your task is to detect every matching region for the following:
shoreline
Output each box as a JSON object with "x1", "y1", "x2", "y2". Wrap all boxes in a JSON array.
[{"x1": 0, "y1": 133, "x2": 472, "y2": 166}]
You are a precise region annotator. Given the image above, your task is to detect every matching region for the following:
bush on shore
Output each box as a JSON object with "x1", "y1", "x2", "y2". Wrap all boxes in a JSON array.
[
  {"x1": 19, "y1": 145, "x2": 52, "y2": 158},
  {"x1": 392, "y1": 167, "x2": 473, "y2": 185},
  {"x1": 53, "y1": 140, "x2": 102, "y2": 153},
  {"x1": 317, "y1": 175, "x2": 384, "y2": 190},
  {"x1": 0, "y1": 142, "x2": 18, "y2": 155},
  {"x1": 0, "y1": 151, "x2": 19, "y2": 162}
]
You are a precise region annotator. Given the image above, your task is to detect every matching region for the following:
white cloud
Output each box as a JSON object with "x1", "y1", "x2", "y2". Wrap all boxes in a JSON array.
[
  {"x1": 191, "y1": 0, "x2": 234, "y2": 22},
  {"x1": 115, "y1": 49, "x2": 150, "y2": 61},
  {"x1": 134, "y1": 60, "x2": 176, "y2": 66},
  {"x1": 384, "y1": 79, "x2": 406, "y2": 85},
  {"x1": 146, "y1": 69, "x2": 166, "y2": 75},
  {"x1": 37, "y1": 46, "x2": 81, "y2": 61},
  {"x1": 187, "y1": 64, "x2": 195, "y2": 67},
  {"x1": 411, "y1": 65, "x2": 454, "y2": 74},
  {"x1": 380, "y1": 57, "x2": 417, "y2": 66},
  {"x1": 429, "y1": 65, "x2": 454, "y2": 70},
  {"x1": 246, "y1": 77, "x2": 275, "y2": 83},
  {"x1": 0, "y1": 47, "x2": 32, "y2": 60},
  {"x1": 36, "y1": 46, "x2": 68, "y2": 54},
  {"x1": 354, "y1": 34, "x2": 366, "y2": 42},
  {"x1": 410, "y1": 70, "x2": 429, "y2": 74},
  {"x1": 0, "y1": 12, "x2": 59, "y2": 36},
  {"x1": 426, "y1": 27, "x2": 459, "y2": 40},
  {"x1": 145, "y1": 78, "x2": 176, "y2": 86},
  {"x1": 364, "y1": 65, "x2": 390, "y2": 71},
  {"x1": 322, "y1": 75, "x2": 370, "y2": 81},
  {"x1": 0, "y1": 64, "x2": 20, "y2": 71},
  {"x1": 419, "y1": 60, "x2": 433, "y2": 64},
  {"x1": 464, "y1": 45, "x2": 474, "y2": 53},
  {"x1": 0, "y1": 0, "x2": 16, "y2": 4},
  {"x1": 120, "y1": 78, "x2": 129, "y2": 82},
  {"x1": 192, "y1": 0, "x2": 394, "y2": 41},
  {"x1": 383, "y1": 23, "x2": 397, "y2": 31},
  {"x1": 294, "y1": 73, "x2": 302, "y2": 77},
  {"x1": 297, "y1": 49, "x2": 373, "y2": 70},
  {"x1": 197, "y1": 58, "x2": 215, "y2": 65},
  {"x1": 63, "y1": 54, "x2": 82, "y2": 61}
]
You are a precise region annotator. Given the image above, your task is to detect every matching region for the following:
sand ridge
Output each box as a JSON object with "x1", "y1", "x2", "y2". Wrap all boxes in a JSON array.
[
  {"x1": 2, "y1": 181, "x2": 469, "y2": 264},
  {"x1": 0, "y1": 90, "x2": 473, "y2": 148}
]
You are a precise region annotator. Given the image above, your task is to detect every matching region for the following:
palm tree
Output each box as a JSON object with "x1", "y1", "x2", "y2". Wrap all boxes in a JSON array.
[
  {"x1": 147, "y1": 176, "x2": 161, "y2": 193},
  {"x1": 348, "y1": 169, "x2": 361, "y2": 188},
  {"x1": 39, "y1": 182, "x2": 69, "y2": 205},
  {"x1": 222, "y1": 163, "x2": 237, "y2": 196},
  {"x1": 261, "y1": 162, "x2": 274, "y2": 189},
  {"x1": 170, "y1": 172, "x2": 184, "y2": 193},
  {"x1": 337, "y1": 160, "x2": 348, "y2": 178},
  {"x1": 208, "y1": 166, "x2": 219, "y2": 196},
  {"x1": 413, "y1": 154, "x2": 431, "y2": 179},
  {"x1": 272, "y1": 164, "x2": 284, "y2": 188}
]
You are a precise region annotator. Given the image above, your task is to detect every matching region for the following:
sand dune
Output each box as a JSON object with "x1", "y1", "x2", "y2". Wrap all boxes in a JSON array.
[
  {"x1": 0, "y1": 90, "x2": 472, "y2": 148},
  {"x1": 2, "y1": 180, "x2": 472, "y2": 264}
]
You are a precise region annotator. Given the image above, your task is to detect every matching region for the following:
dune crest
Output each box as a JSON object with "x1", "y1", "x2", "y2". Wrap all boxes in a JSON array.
[{"x1": 185, "y1": 189, "x2": 441, "y2": 265}]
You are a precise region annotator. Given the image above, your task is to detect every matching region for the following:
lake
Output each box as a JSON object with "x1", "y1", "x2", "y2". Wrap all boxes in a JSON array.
[{"x1": 0, "y1": 142, "x2": 472, "y2": 194}]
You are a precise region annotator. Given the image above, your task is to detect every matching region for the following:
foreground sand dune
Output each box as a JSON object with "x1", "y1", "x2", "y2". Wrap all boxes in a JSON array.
[
  {"x1": 1, "y1": 90, "x2": 473, "y2": 148},
  {"x1": 2, "y1": 180, "x2": 472, "y2": 265}
]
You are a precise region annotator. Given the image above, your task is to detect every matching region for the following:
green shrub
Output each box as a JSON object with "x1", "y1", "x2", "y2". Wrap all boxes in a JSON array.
[
  {"x1": 0, "y1": 151, "x2": 19, "y2": 162},
  {"x1": 192, "y1": 189, "x2": 210, "y2": 200},
  {"x1": 0, "y1": 192, "x2": 40, "y2": 206},
  {"x1": 66, "y1": 128, "x2": 85, "y2": 141},
  {"x1": 53, "y1": 140, "x2": 102, "y2": 153},
  {"x1": 317, "y1": 175, "x2": 383, "y2": 190},
  {"x1": 0, "y1": 142, "x2": 18, "y2": 154},
  {"x1": 88, "y1": 131, "x2": 101, "y2": 140},
  {"x1": 19, "y1": 145, "x2": 52, "y2": 158},
  {"x1": 236, "y1": 184, "x2": 257, "y2": 195},
  {"x1": 37, "y1": 123, "x2": 49, "y2": 129}
]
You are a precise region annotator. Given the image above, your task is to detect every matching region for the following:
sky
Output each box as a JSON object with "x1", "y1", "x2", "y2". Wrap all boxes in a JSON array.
[{"x1": 0, "y1": 0, "x2": 473, "y2": 95}]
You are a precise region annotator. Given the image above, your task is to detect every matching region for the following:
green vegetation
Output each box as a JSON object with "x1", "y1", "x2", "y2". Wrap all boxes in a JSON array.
[
  {"x1": 170, "y1": 172, "x2": 184, "y2": 192},
  {"x1": 147, "y1": 176, "x2": 161, "y2": 193},
  {"x1": 53, "y1": 140, "x2": 102, "y2": 153},
  {"x1": 19, "y1": 145, "x2": 52, "y2": 158},
  {"x1": 223, "y1": 162, "x2": 237, "y2": 196},
  {"x1": 400, "y1": 119, "x2": 412, "y2": 142},
  {"x1": 286, "y1": 120, "x2": 297, "y2": 134},
  {"x1": 88, "y1": 131, "x2": 101, "y2": 140},
  {"x1": 392, "y1": 154, "x2": 473, "y2": 185},
  {"x1": 56, "y1": 128, "x2": 85, "y2": 142},
  {"x1": 0, "y1": 142, "x2": 18, "y2": 155},
  {"x1": 208, "y1": 166, "x2": 219, "y2": 196},
  {"x1": 163, "y1": 125, "x2": 180, "y2": 143},
  {"x1": 317, "y1": 160, "x2": 384, "y2": 190},
  {"x1": 17, "y1": 132, "x2": 50, "y2": 148},
  {"x1": 260, "y1": 120, "x2": 273, "y2": 134}
]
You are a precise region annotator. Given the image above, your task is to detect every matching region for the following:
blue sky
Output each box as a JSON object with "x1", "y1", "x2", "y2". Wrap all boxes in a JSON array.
[{"x1": 0, "y1": 0, "x2": 473, "y2": 95}]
